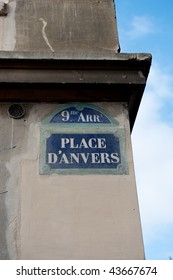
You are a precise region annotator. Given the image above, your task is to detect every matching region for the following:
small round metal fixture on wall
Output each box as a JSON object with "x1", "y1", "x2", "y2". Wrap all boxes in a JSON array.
[{"x1": 7, "y1": 104, "x2": 26, "y2": 119}]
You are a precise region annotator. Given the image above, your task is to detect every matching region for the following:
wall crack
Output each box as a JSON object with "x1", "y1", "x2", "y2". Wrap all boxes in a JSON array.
[{"x1": 0, "y1": 191, "x2": 8, "y2": 195}]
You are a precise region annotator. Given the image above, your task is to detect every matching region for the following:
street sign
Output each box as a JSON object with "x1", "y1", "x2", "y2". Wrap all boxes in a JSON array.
[
  {"x1": 40, "y1": 104, "x2": 128, "y2": 175},
  {"x1": 46, "y1": 133, "x2": 121, "y2": 169}
]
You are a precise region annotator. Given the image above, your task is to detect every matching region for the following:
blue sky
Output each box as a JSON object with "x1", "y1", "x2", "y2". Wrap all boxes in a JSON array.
[{"x1": 116, "y1": 0, "x2": 173, "y2": 260}]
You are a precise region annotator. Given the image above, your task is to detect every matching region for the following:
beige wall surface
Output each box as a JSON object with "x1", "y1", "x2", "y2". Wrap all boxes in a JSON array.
[
  {"x1": 0, "y1": 0, "x2": 119, "y2": 52},
  {"x1": 0, "y1": 102, "x2": 144, "y2": 259}
]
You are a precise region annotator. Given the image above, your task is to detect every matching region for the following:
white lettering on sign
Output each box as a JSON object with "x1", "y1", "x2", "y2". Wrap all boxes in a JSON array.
[
  {"x1": 61, "y1": 111, "x2": 70, "y2": 122},
  {"x1": 60, "y1": 111, "x2": 101, "y2": 123},
  {"x1": 48, "y1": 153, "x2": 57, "y2": 164},
  {"x1": 77, "y1": 113, "x2": 101, "y2": 123},
  {"x1": 48, "y1": 152, "x2": 120, "y2": 165},
  {"x1": 61, "y1": 137, "x2": 106, "y2": 149},
  {"x1": 45, "y1": 133, "x2": 122, "y2": 171}
]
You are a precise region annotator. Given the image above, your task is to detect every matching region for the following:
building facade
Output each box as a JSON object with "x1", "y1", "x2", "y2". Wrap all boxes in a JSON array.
[{"x1": 0, "y1": 0, "x2": 151, "y2": 259}]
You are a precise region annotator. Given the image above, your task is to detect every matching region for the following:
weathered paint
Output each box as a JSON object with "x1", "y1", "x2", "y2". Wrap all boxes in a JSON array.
[
  {"x1": 0, "y1": 104, "x2": 40, "y2": 259},
  {"x1": 0, "y1": 1, "x2": 16, "y2": 50},
  {"x1": 0, "y1": 0, "x2": 120, "y2": 52}
]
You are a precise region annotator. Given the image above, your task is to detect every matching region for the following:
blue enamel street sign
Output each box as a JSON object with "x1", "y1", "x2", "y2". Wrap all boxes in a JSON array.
[
  {"x1": 46, "y1": 133, "x2": 121, "y2": 169},
  {"x1": 40, "y1": 103, "x2": 128, "y2": 175},
  {"x1": 42, "y1": 103, "x2": 119, "y2": 126},
  {"x1": 50, "y1": 106, "x2": 111, "y2": 124}
]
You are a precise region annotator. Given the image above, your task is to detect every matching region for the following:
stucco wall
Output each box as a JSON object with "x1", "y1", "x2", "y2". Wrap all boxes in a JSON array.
[{"x1": 0, "y1": 102, "x2": 144, "y2": 259}]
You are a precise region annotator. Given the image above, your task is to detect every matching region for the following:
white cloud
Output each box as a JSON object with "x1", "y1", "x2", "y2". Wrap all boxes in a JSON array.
[
  {"x1": 132, "y1": 63, "x2": 173, "y2": 243},
  {"x1": 147, "y1": 64, "x2": 173, "y2": 99},
  {"x1": 127, "y1": 16, "x2": 155, "y2": 39}
]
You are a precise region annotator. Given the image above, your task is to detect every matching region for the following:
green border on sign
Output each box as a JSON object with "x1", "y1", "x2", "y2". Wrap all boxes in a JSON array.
[
  {"x1": 39, "y1": 103, "x2": 128, "y2": 175},
  {"x1": 41, "y1": 103, "x2": 119, "y2": 127},
  {"x1": 39, "y1": 127, "x2": 128, "y2": 175}
]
